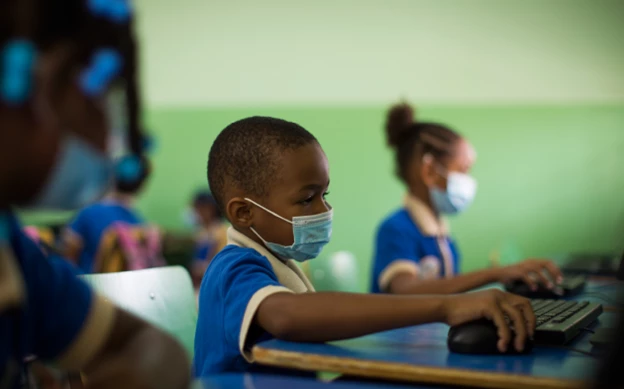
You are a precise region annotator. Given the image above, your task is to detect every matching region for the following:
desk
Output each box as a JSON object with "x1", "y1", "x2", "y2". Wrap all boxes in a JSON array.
[
  {"x1": 191, "y1": 374, "x2": 444, "y2": 389},
  {"x1": 573, "y1": 280, "x2": 624, "y2": 311},
  {"x1": 253, "y1": 313, "x2": 617, "y2": 389}
]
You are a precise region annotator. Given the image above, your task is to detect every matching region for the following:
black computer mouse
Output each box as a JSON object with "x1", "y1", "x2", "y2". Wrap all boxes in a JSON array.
[
  {"x1": 504, "y1": 279, "x2": 564, "y2": 299},
  {"x1": 447, "y1": 318, "x2": 533, "y2": 355}
]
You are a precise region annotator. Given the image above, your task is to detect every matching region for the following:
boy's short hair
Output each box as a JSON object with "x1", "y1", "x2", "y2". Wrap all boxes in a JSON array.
[{"x1": 208, "y1": 116, "x2": 318, "y2": 214}]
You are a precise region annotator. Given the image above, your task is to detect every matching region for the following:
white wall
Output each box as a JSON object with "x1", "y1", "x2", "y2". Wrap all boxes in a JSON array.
[{"x1": 136, "y1": 0, "x2": 624, "y2": 107}]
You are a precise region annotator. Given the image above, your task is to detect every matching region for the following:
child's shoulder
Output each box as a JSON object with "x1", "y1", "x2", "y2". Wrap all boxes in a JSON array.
[
  {"x1": 77, "y1": 201, "x2": 117, "y2": 216},
  {"x1": 201, "y1": 245, "x2": 278, "y2": 294},
  {"x1": 378, "y1": 208, "x2": 414, "y2": 232},
  {"x1": 208, "y1": 245, "x2": 272, "y2": 273}
]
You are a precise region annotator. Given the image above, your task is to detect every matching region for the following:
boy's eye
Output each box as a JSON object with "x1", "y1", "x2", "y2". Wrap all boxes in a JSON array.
[
  {"x1": 299, "y1": 191, "x2": 329, "y2": 205},
  {"x1": 299, "y1": 196, "x2": 314, "y2": 205}
]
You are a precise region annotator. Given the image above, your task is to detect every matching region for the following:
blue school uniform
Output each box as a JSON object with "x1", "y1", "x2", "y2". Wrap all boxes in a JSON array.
[
  {"x1": 194, "y1": 228, "x2": 315, "y2": 377},
  {"x1": 371, "y1": 196, "x2": 461, "y2": 293},
  {"x1": 193, "y1": 242, "x2": 212, "y2": 263},
  {"x1": 68, "y1": 199, "x2": 144, "y2": 273},
  {"x1": 0, "y1": 212, "x2": 114, "y2": 388}
]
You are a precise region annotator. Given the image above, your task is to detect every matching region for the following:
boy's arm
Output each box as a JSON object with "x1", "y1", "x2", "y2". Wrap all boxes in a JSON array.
[
  {"x1": 79, "y1": 309, "x2": 190, "y2": 389},
  {"x1": 256, "y1": 289, "x2": 535, "y2": 353},
  {"x1": 389, "y1": 269, "x2": 501, "y2": 295},
  {"x1": 24, "y1": 237, "x2": 190, "y2": 389},
  {"x1": 388, "y1": 259, "x2": 563, "y2": 295}
]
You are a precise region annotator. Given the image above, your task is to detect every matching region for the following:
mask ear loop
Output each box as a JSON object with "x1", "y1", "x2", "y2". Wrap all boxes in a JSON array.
[{"x1": 244, "y1": 198, "x2": 293, "y2": 225}]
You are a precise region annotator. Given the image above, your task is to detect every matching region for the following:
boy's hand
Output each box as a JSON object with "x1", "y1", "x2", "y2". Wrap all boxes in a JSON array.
[
  {"x1": 442, "y1": 290, "x2": 535, "y2": 352},
  {"x1": 497, "y1": 259, "x2": 563, "y2": 290}
]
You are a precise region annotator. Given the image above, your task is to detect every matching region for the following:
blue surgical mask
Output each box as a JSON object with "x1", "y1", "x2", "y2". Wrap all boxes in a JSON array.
[
  {"x1": 245, "y1": 198, "x2": 333, "y2": 262},
  {"x1": 31, "y1": 135, "x2": 113, "y2": 210},
  {"x1": 430, "y1": 171, "x2": 477, "y2": 215}
]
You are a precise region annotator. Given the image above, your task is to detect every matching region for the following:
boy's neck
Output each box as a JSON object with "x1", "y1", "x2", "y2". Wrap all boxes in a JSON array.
[
  {"x1": 233, "y1": 226, "x2": 273, "y2": 253},
  {"x1": 106, "y1": 192, "x2": 136, "y2": 207}
]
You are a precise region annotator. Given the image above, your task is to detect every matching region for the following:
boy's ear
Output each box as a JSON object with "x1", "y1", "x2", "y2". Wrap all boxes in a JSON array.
[{"x1": 226, "y1": 197, "x2": 253, "y2": 228}]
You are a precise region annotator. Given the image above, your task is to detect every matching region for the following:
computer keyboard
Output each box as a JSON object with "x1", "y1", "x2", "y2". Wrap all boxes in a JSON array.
[
  {"x1": 505, "y1": 274, "x2": 587, "y2": 299},
  {"x1": 531, "y1": 299, "x2": 603, "y2": 345}
]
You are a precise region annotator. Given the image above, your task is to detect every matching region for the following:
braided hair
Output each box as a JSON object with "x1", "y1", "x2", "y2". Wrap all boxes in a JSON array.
[
  {"x1": 0, "y1": 0, "x2": 145, "y2": 155},
  {"x1": 385, "y1": 103, "x2": 462, "y2": 182}
]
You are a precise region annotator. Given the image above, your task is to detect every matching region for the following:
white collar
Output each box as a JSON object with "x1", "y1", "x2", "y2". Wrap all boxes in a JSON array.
[
  {"x1": 404, "y1": 194, "x2": 449, "y2": 236},
  {"x1": 226, "y1": 227, "x2": 315, "y2": 293},
  {"x1": 227, "y1": 227, "x2": 286, "y2": 263}
]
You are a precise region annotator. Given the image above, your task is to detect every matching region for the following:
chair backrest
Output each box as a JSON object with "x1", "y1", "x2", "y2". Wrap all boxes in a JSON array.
[
  {"x1": 23, "y1": 226, "x2": 56, "y2": 247},
  {"x1": 80, "y1": 266, "x2": 197, "y2": 358},
  {"x1": 95, "y1": 223, "x2": 165, "y2": 273}
]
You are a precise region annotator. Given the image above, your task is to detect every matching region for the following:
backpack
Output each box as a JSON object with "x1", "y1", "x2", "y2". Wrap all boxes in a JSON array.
[{"x1": 96, "y1": 223, "x2": 165, "y2": 273}]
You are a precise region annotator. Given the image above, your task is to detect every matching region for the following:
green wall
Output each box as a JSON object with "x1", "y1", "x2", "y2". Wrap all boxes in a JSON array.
[
  {"x1": 135, "y1": 0, "x2": 624, "y2": 107},
  {"x1": 134, "y1": 105, "x2": 624, "y2": 290},
  {"x1": 20, "y1": 0, "x2": 624, "y2": 292}
]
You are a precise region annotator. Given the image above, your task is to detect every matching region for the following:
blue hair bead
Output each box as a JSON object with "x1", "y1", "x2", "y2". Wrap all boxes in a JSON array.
[
  {"x1": 115, "y1": 155, "x2": 142, "y2": 182},
  {"x1": 1, "y1": 40, "x2": 36, "y2": 105},
  {"x1": 80, "y1": 49, "x2": 123, "y2": 97},
  {"x1": 88, "y1": 0, "x2": 131, "y2": 23},
  {"x1": 108, "y1": 1, "x2": 132, "y2": 23}
]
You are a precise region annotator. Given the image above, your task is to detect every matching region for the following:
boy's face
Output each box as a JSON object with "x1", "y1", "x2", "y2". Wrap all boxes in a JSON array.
[{"x1": 229, "y1": 142, "x2": 331, "y2": 247}]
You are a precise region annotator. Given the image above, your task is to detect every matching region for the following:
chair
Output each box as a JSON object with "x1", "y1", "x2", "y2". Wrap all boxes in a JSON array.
[
  {"x1": 80, "y1": 266, "x2": 197, "y2": 358},
  {"x1": 23, "y1": 225, "x2": 56, "y2": 249}
]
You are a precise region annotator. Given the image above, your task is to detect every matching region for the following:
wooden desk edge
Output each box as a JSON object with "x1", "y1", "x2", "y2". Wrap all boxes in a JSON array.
[{"x1": 252, "y1": 346, "x2": 588, "y2": 389}]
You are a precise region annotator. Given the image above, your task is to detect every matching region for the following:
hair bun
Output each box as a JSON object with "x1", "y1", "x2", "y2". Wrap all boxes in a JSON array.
[{"x1": 385, "y1": 102, "x2": 416, "y2": 147}]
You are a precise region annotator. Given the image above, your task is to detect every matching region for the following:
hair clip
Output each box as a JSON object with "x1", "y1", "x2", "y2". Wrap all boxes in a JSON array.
[
  {"x1": 88, "y1": 0, "x2": 132, "y2": 23},
  {"x1": 1, "y1": 39, "x2": 36, "y2": 105},
  {"x1": 115, "y1": 155, "x2": 142, "y2": 182},
  {"x1": 79, "y1": 49, "x2": 123, "y2": 97}
]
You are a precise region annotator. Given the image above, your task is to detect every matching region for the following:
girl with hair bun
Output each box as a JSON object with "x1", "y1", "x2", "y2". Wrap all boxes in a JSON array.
[{"x1": 371, "y1": 102, "x2": 563, "y2": 295}]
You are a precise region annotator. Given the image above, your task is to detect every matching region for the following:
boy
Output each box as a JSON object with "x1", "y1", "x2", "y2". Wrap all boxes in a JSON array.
[
  {"x1": 62, "y1": 156, "x2": 152, "y2": 273},
  {"x1": 0, "y1": 0, "x2": 189, "y2": 387},
  {"x1": 194, "y1": 116, "x2": 535, "y2": 376},
  {"x1": 188, "y1": 191, "x2": 228, "y2": 286}
]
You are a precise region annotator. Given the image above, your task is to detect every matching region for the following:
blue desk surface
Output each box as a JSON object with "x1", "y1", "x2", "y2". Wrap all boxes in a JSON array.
[
  {"x1": 192, "y1": 374, "x2": 444, "y2": 389},
  {"x1": 254, "y1": 310, "x2": 617, "y2": 389},
  {"x1": 573, "y1": 281, "x2": 624, "y2": 309}
]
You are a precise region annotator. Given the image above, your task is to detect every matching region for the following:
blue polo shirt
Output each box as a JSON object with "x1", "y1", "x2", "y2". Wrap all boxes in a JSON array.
[
  {"x1": 1, "y1": 213, "x2": 93, "y2": 388},
  {"x1": 194, "y1": 244, "x2": 313, "y2": 377},
  {"x1": 371, "y1": 208, "x2": 461, "y2": 293},
  {"x1": 68, "y1": 200, "x2": 143, "y2": 273},
  {"x1": 193, "y1": 241, "x2": 213, "y2": 263}
]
